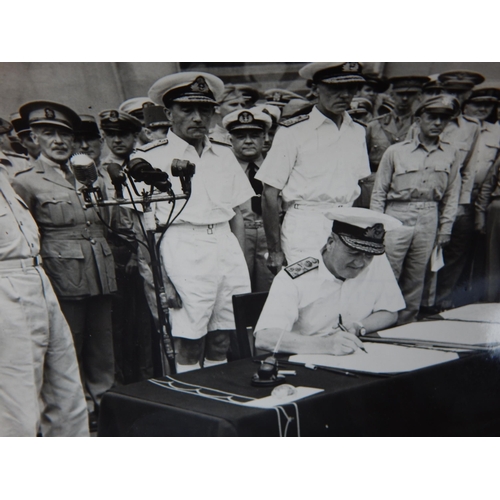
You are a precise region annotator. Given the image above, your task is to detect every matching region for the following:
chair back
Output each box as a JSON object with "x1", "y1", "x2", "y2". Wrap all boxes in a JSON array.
[{"x1": 230, "y1": 291, "x2": 269, "y2": 360}]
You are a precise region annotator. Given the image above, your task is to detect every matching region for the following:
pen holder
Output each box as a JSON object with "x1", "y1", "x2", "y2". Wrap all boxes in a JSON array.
[{"x1": 251, "y1": 356, "x2": 286, "y2": 387}]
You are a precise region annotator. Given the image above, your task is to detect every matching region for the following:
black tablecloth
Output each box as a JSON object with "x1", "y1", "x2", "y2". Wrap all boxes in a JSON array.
[{"x1": 99, "y1": 351, "x2": 500, "y2": 436}]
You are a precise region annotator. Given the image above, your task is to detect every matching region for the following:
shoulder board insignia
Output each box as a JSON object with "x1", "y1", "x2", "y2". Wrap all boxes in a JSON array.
[
  {"x1": 462, "y1": 115, "x2": 480, "y2": 125},
  {"x1": 209, "y1": 139, "x2": 231, "y2": 147},
  {"x1": 284, "y1": 257, "x2": 319, "y2": 279},
  {"x1": 4, "y1": 151, "x2": 29, "y2": 160},
  {"x1": 135, "y1": 138, "x2": 169, "y2": 152},
  {"x1": 279, "y1": 114, "x2": 310, "y2": 127},
  {"x1": 352, "y1": 118, "x2": 367, "y2": 128},
  {"x1": 14, "y1": 165, "x2": 35, "y2": 176}
]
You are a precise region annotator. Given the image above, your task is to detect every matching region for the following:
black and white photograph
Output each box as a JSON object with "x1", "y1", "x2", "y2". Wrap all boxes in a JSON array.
[{"x1": 1, "y1": 61, "x2": 499, "y2": 440}]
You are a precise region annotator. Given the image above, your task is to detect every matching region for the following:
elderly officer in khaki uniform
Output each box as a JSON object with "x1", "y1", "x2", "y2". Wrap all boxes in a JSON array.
[
  {"x1": 131, "y1": 71, "x2": 255, "y2": 373},
  {"x1": 223, "y1": 107, "x2": 275, "y2": 292},
  {"x1": 371, "y1": 95, "x2": 461, "y2": 324},
  {"x1": 0, "y1": 156, "x2": 88, "y2": 436},
  {"x1": 256, "y1": 62, "x2": 370, "y2": 273},
  {"x1": 11, "y1": 101, "x2": 117, "y2": 424}
]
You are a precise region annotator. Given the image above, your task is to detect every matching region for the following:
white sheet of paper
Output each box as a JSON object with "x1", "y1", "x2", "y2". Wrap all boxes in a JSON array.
[
  {"x1": 430, "y1": 245, "x2": 445, "y2": 272},
  {"x1": 439, "y1": 303, "x2": 500, "y2": 324},
  {"x1": 240, "y1": 386, "x2": 324, "y2": 408},
  {"x1": 290, "y1": 343, "x2": 458, "y2": 374},
  {"x1": 378, "y1": 320, "x2": 500, "y2": 345}
]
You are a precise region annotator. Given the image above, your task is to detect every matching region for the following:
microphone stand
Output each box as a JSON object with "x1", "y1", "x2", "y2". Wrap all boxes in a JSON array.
[{"x1": 86, "y1": 188, "x2": 190, "y2": 376}]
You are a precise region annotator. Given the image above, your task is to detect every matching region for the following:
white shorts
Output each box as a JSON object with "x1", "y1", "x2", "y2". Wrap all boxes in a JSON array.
[{"x1": 160, "y1": 222, "x2": 251, "y2": 340}]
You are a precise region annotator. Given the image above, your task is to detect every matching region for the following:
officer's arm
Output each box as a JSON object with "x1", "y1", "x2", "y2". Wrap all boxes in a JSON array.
[
  {"x1": 370, "y1": 148, "x2": 394, "y2": 213},
  {"x1": 350, "y1": 310, "x2": 398, "y2": 336},
  {"x1": 229, "y1": 205, "x2": 246, "y2": 252},
  {"x1": 255, "y1": 327, "x2": 364, "y2": 356},
  {"x1": 261, "y1": 183, "x2": 286, "y2": 275}
]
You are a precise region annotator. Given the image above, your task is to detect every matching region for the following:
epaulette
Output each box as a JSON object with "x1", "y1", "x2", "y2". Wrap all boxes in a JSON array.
[
  {"x1": 135, "y1": 137, "x2": 169, "y2": 152},
  {"x1": 4, "y1": 151, "x2": 29, "y2": 160},
  {"x1": 209, "y1": 139, "x2": 232, "y2": 147},
  {"x1": 352, "y1": 118, "x2": 367, "y2": 128},
  {"x1": 462, "y1": 115, "x2": 480, "y2": 125},
  {"x1": 14, "y1": 165, "x2": 35, "y2": 176},
  {"x1": 279, "y1": 114, "x2": 310, "y2": 127},
  {"x1": 284, "y1": 257, "x2": 319, "y2": 279}
]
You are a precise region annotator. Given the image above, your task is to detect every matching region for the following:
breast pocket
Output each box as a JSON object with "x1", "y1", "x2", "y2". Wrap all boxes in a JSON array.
[
  {"x1": 38, "y1": 192, "x2": 76, "y2": 225},
  {"x1": 392, "y1": 156, "x2": 420, "y2": 190}
]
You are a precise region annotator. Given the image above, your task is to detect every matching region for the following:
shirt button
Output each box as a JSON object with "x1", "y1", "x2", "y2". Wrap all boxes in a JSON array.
[
  {"x1": 86, "y1": 221, "x2": 91, "y2": 226},
  {"x1": 90, "y1": 239, "x2": 96, "y2": 245}
]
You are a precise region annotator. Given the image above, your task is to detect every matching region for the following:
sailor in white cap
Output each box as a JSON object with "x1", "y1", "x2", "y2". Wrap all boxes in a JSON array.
[
  {"x1": 371, "y1": 95, "x2": 462, "y2": 324},
  {"x1": 254, "y1": 62, "x2": 370, "y2": 274},
  {"x1": 254, "y1": 208, "x2": 405, "y2": 355},
  {"x1": 223, "y1": 107, "x2": 275, "y2": 292},
  {"x1": 131, "y1": 71, "x2": 255, "y2": 373}
]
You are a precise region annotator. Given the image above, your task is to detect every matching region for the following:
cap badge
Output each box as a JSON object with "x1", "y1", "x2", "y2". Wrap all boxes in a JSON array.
[
  {"x1": 109, "y1": 110, "x2": 119, "y2": 123},
  {"x1": 142, "y1": 102, "x2": 154, "y2": 109},
  {"x1": 44, "y1": 108, "x2": 55, "y2": 119},
  {"x1": 191, "y1": 76, "x2": 208, "y2": 94},
  {"x1": 364, "y1": 223, "x2": 385, "y2": 240},
  {"x1": 238, "y1": 111, "x2": 253, "y2": 124},
  {"x1": 342, "y1": 62, "x2": 360, "y2": 73},
  {"x1": 272, "y1": 92, "x2": 281, "y2": 102}
]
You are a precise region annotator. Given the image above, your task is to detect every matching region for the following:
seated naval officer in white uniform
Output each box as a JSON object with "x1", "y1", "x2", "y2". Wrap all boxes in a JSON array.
[{"x1": 255, "y1": 208, "x2": 405, "y2": 355}]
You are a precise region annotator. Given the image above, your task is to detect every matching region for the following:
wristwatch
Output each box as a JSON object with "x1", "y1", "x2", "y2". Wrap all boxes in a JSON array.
[{"x1": 358, "y1": 325, "x2": 367, "y2": 336}]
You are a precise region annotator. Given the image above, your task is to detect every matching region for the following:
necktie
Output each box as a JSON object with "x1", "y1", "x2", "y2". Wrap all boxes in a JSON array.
[
  {"x1": 60, "y1": 163, "x2": 76, "y2": 187},
  {"x1": 247, "y1": 161, "x2": 262, "y2": 215}
]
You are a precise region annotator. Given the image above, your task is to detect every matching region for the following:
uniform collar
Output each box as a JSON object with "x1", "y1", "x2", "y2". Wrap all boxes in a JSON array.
[
  {"x1": 310, "y1": 105, "x2": 353, "y2": 130},
  {"x1": 410, "y1": 134, "x2": 445, "y2": 153},
  {"x1": 38, "y1": 153, "x2": 68, "y2": 172},
  {"x1": 318, "y1": 252, "x2": 346, "y2": 283},
  {"x1": 102, "y1": 152, "x2": 126, "y2": 166},
  {"x1": 167, "y1": 129, "x2": 218, "y2": 156}
]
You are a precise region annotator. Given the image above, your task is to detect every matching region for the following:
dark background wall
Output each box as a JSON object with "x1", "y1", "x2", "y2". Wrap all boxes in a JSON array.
[{"x1": 1, "y1": 62, "x2": 499, "y2": 118}]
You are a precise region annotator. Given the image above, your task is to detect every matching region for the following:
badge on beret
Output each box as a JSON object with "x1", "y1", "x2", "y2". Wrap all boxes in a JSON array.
[
  {"x1": 238, "y1": 111, "x2": 253, "y2": 124},
  {"x1": 342, "y1": 63, "x2": 360, "y2": 73},
  {"x1": 109, "y1": 110, "x2": 119, "y2": 123},
  {"x1": 45, "y1": 108, "x2": 55, "y2": 119},
  {"x1": 191, "y1": 76, "x2": 208, "y2": 94}
]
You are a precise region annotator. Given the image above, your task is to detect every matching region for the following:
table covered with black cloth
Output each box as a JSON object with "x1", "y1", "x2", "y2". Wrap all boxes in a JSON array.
[{"x1": 98, "y1": 350, "x2": 500, "y2": 436}]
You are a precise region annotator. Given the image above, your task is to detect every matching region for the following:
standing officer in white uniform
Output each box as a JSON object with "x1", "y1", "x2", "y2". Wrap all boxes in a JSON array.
[
  {"x1": 131, "y1": 71, "x2": 255, "y2": 373},
  {"x1": 255, "y1": 62, "x2": 370, "y2": 274}
]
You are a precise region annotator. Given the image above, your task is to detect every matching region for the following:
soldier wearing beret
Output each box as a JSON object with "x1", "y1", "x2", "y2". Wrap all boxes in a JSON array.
[
  {"x1": 371, "y1": 95, "x2": 461, "y2": 324},
  {"x1": 223, "y1": 107, "x2": 275, "y2": 292},
  {"x1": 74, "y1": 114, "x2": 104, "y2": 168},
  {"x1": 143, "y1": 105, "x2": 170, "y2": 143},
  {"x1": 11, "y1": 101, "x2": 117, "y2": 429},
  {"x1": 131, "y1": 71, "x2": 255, "y2": 373},
  {"x1": 255, "y1": 62, "x2": 370, "y2": 274},
  {"x1": 255, "y1": 208, "x2": 405, "y2": 355}
]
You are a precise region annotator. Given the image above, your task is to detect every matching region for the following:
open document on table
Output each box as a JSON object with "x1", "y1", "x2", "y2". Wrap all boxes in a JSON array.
[
  {"x1": 439, "y1": 303, "x2": 500, "y2": 324},
  {"x1": 289, "y1": 343, "x2": 459, "y2": 375},
  {"x1": 377, "y1": 320, "x2": 500, "y2": 346}
]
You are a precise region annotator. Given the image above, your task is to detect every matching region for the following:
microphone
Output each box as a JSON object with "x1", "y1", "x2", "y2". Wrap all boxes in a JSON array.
[
  {"x1": 126, "y1": 158, "x2": 173, "y2": 195},
  {"x1": 251, "y1": 329, "x2": 287, "y2": 387},
  {"x1": 107, "y1": 163, "x2": 126, "y2": 199},
  {"x1": 70, "y1": 153, "x2": 98, "y2": 187}
]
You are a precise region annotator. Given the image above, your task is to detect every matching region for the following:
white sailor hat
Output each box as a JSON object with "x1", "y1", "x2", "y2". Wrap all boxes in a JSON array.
[
  {"x1": 252, "y1": 104, "x2": 282, "y2": 124},
  {"x1": 148, "y1": 72, "x2": 225, "y2": 106},
  {"x1": 299, "y1": 62, "x2": 365, "y2": 85},
  {"x1": 326, "y1": 207, "x2": 402, "y2": 255},
  {"x1": 223, "y1": 108, "x2": 272, "y2": 133}
]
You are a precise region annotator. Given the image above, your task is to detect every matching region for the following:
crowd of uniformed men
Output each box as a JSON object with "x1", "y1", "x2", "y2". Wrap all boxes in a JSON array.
[{"x1": 1, "y1": 62, "x2": 500, "y2": 436}]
